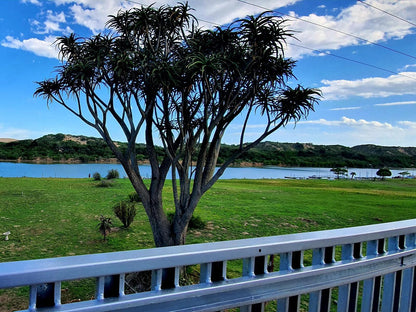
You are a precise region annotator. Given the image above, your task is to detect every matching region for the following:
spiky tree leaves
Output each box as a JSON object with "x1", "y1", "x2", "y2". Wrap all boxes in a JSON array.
[{"x1": 35, "y1": 3, "x2": 320, "y2": 247}]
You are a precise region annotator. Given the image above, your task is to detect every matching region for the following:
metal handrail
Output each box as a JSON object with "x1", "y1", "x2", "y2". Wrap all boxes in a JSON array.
[{"x1": 1, "y1": 218, "x2": 416, "y2": 311}]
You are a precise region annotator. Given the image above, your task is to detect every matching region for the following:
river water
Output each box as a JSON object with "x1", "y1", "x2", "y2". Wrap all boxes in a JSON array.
[{"x1": 0, "y1": 162, "x2": 411, "y2": 179}]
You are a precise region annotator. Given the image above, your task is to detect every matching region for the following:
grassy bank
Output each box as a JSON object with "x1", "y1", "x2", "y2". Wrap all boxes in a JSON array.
[{"x1": 1, "y1": 178, "x2": 416, "y2": 310}]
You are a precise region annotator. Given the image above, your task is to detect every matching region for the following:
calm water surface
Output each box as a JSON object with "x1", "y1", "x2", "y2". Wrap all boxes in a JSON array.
[{"x1": 0, "y1": 162, "x2": 411, "y2": 179}]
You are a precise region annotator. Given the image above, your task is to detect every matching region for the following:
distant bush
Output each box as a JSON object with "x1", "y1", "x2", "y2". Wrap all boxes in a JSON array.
[
  {"x1": 128, "y1": 192, "x2": 141, "y2": 203},
  {"x1": 96, "y1": 180, "x2": 114, "y2": 188},
  {"x1": 92, "y1": 172, "x2": 101, "y2": 181},
  {"x1": 106, "y1": 169, "x2": 120, "y2": 179},
  {"x1": 113, "y1": 200, "x2": 136, "y2": 228},
  {"x1": 167, "y1": 212, "x2": 206, "y2": 230}
]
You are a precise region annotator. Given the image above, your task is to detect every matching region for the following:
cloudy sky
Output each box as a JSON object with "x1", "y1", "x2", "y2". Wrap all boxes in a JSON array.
[{"x1": 1, "y1": 0, "x2": 416, "y2": 147}]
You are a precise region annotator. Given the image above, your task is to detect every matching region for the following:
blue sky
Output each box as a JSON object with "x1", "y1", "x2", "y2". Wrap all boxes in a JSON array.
[{"x1": 1, "y1": 0, "x2": 416, "y2": 147}]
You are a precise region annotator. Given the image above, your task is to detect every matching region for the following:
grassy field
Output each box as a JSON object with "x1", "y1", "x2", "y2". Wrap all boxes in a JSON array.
[{"x1": 1, "y1": 177, "x2": 416, "y2": 311}]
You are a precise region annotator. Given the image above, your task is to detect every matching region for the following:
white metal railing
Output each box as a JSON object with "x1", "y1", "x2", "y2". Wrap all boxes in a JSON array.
[{"x1": 1, "y1": 219, "x2": 416, "y2": 311}]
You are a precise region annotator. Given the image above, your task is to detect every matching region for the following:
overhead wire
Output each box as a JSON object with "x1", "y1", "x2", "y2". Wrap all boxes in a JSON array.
[
  {"x1": 122, "y1": 0, "x2": 416, "y2": 81},
  {"x1": 289, "y1": 43, "x2": 416, "y2": 81},
  {"x1": 237, "y1": 0, "x2": 416, "y2": 61}
]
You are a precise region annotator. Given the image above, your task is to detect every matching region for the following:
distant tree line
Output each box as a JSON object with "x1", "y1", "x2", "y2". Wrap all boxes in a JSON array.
[{"x1": 0, "y1": 134, "x2": 415, "y2": 168}]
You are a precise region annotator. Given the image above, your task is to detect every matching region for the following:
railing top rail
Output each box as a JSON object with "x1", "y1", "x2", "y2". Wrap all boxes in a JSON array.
[{"x1": 1, "y1": 218, "x2": 416, "y2": 288}]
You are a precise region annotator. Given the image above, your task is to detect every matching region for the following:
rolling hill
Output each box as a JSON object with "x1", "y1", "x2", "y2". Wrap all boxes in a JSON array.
[{"x1": 0, "y1": 134, "x2": 415, "y2": 168}]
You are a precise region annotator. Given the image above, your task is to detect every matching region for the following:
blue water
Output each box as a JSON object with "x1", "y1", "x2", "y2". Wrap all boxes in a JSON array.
[{"x1": 0, "y1": 162, "x2": 411, "y2": 179}]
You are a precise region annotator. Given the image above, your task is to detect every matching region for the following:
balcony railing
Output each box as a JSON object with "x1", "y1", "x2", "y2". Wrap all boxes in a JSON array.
[{"x1": 1, "y1": 218, "x2": 416, "y2": 311}]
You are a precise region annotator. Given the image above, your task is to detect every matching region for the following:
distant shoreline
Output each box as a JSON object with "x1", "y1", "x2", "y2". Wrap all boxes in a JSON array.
[{"x1": 0, "y1": 158, "x2": 265, "y2": 168}]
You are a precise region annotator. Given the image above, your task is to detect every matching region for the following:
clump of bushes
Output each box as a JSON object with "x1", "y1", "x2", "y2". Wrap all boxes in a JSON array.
[
  {"x1": 167, "y1": 212, "x2": 206, "y2": 230},
  {"x1": 106, "y1": 169, "x2": 120, "y2": 180},
  {"x1": 92, "y1": 172, "x2": 101, "y2": 181},
  {"x1": 113, "y1": 200, "x2": 137, "y2": 228},
  {"x1": 96, "y1": 180, "x2": 114, "y2": 188}
]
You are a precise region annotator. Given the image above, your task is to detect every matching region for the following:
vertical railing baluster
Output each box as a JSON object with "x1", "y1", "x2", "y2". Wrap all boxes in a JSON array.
[
  {"x1": 277, "y1": 251, "x2": 303, "y2": 312},
  {"x1": 29, "y1": 285, "x2": 37, "y2": 311},
  {"x1": 381, "y1": 236, "x2": 400, "y2": 312},
  {"x1": 338, "y1": 243, "x2": 361, "y2": 312},
  {"x1": 338, "y1": 244, "x2": 353, "y2": 312},
  {"x1": 96, "y1": 276, "x2": 105, "y2": 300},
  {"x1": 29, "y1": 281, "x2": 61, "y2": 310},
  {"x1": 54, "y1": 281, "x2": 61, "y2": 306},
  {"x1": 151, "y1": 269, "x2": 163, "y2": 291},
  {"x1": 309, "y1": 246, "x2": 334, "y2": 312},
  {"x1": 151, "y1": 267, "x2": 179, "y2": 290},
  {"x1": 119, "y1": 273, "x2": 125, "y2": 296},
  {"x1": 241, "y1": 256, "x2": 268, "y2": 312},
  {"x1": 399, "y1": 234, "x2": 415, "y2": 312},
  {"x1": 200, "y1": 262, "x2": 213, "y2": 284},
  {"x1": 361, "y1": 240, "x2": 378, "y2": 311}
]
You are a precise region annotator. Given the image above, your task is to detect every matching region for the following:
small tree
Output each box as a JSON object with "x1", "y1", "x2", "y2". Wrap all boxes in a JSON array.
[
  {"x1": 331, "y1": 167, "x2": 348, "y2": 179},
  {"x1": 399, "y1": 171, "x2": 410, "y2": 180},
  {"x1": 35, "y1": 4, "x2": 320, "y2": 247},
  {"x1": 98, "y1": 215, "x2": 112, "y2": 241},
  {"x1": 376, "y1": 168, "x2": 392, "y2": 180}
]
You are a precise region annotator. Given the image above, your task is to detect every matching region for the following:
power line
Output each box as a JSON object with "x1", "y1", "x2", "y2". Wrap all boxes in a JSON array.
[
  {"x1": 237, "y1": 0, "x2": 416, "y2": 61},
  {"x1": 119, "y1": 0, "x2": 416, "y2": 81},
  {"x1": 289, "y1": 43, "x2": 416, "y2": 82},
  {"x1": 357, "y1": 0, "x2": 416, "y2": 28}
]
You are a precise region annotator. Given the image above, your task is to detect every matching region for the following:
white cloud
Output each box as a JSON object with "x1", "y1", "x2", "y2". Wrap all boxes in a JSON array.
[
  {"x1": 32, "y1": 10, "x2": 73, "y2": 34},
  {"x1": 374, "y1": 101, "x2": 416, "y2": 106},
  {"x1": 398, "y1": 121, "x2": 416, "y2": 129},
  {"x1": 320, "y1": 72, "x2": 416, "y2": 100},
  {"x1": 285, "y1": 1, "x2": 416, "y2": 59},
  {"x1": 1, "y1": 35, "x2": 58, "y2": 58},
  {"x1": 0, "y1": 126, "x2": 44, "y2": 140},
  {"x1": 330, "y1": 106, "x2": 360, "y2": 111},
  {"x1": 45, "y1": 0, "x2": 300, "y2": 33},
  {"x1": 269, "y1": 116, "x2": 416, "y2": 146},
  {"x1": 21, "y1": 0, "x2": 41, "y2": 5}
]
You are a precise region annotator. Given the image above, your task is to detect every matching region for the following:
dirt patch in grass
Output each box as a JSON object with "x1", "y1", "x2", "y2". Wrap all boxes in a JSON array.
[{"x1": 0, "y1": 290, "x2": 27, "y2": 312}]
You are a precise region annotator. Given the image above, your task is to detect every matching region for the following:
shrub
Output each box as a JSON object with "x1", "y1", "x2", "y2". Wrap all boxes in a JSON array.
[
  {"x1": 106, "y1": 169, "x2": 120, "y2": 179},
  {"x1": 92, "y1": 172, "x2": 101, "y2": 181},
  {"x1": 167, "y1": 212, "x2": 206, "y2": 230},
  {"x1": 96, "y1": 180, "x2": 114, "y2": 188},
  {"x1": 128, "y1": 192, "x2": 142, "y2": 203},
  {"x1": 113, "y1": 200, "x2": 137, "y2": 228}
]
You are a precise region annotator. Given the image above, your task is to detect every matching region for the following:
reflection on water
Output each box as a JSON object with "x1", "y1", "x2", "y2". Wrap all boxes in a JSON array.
[{"x1": 0, "y1": 162, "x2": 411, "y2": 179}]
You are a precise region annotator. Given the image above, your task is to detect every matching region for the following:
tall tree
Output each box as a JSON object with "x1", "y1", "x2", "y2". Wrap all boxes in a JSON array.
[{"x1": 35, "y1": 4, "x2": 320, "y2": 247}]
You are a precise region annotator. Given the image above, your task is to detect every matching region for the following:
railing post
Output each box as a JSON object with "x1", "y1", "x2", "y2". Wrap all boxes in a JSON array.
[{"x1": 29, "y1": 282, "x2": 60, "y2": 310}]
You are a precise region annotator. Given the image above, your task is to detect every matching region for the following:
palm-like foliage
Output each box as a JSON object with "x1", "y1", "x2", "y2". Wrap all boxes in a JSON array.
[{"x1": 35, "y1": 3, "x2": 320, "y2": 247}]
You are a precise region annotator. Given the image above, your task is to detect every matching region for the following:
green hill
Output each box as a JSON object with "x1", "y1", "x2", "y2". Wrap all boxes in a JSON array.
[{"x1": 0, "y1": 134, "x2": 415, "y2": 168}]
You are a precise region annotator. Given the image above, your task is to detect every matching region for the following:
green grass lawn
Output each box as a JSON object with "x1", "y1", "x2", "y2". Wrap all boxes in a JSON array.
[{"x1": 1, "y1": 177, "x2": 416, "y2": 311}]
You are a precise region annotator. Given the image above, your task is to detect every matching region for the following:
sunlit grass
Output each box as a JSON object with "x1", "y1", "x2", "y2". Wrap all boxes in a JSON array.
[{"x1": 1, "y1": 178, "x2": 416, "y2": 311}]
